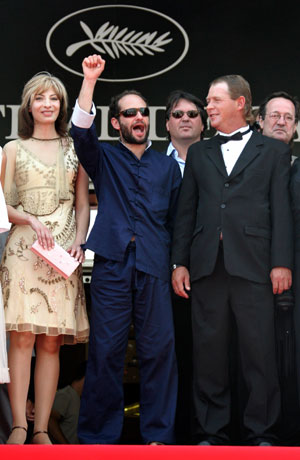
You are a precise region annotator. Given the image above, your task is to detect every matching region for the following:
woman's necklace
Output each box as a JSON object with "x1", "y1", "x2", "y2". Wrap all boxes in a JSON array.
[{"x1": 31, "y1": 136, "x2": 60, "y2": 141}]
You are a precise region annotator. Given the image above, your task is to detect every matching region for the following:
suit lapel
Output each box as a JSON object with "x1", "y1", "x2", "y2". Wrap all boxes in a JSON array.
[
  {"x1": 206, "y1": 137, "x2": 228, "y2": 178},
  {"x1": 228, "y1": 130, "x2": 263, "y2": 179}
]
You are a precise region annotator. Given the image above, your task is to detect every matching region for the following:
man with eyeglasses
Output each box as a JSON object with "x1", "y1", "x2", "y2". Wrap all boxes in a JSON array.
[
  {"x1": 257, "y1": 91, "x2": 300, "y2": 443},
  {"x1": 257, "y1": 92, "x2": 300, "y2": 440},
  {"x1": 70, "y1": 54, "x2": 181, "y2": 445},
  {"x1": 164, "y1": 90, "x2": 207, "y2": 444},
  {"x1": 258, "y1": 91, "x2": 299, "y2": 146},
  {"x1": 171, "y1": 75, "x2": 293, "y2": 446}
]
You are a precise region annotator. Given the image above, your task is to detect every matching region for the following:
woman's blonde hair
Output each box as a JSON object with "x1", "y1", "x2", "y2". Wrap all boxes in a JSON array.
[{"x1": 18, "y1": 72, "x2": 69, "y2": 139}]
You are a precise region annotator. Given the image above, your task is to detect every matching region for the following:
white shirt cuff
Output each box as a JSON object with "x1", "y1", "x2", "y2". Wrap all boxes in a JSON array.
[{"x1": 71, "y1": 99, "x2": 96, "y2": 129}]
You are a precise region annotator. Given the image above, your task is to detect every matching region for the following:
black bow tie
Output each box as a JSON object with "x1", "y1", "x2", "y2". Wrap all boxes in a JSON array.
[{"x1": 217, "y1": 127, "x2": 251, "y2": 144}]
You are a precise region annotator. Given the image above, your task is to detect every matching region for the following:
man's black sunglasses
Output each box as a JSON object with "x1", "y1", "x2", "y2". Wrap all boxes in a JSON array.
[
  {"x1": 171, "y1": 110, "x2": 200, "y2": 119},
  {"x1": 118, "y1": 107, "x2": 150, "y2": 118}
]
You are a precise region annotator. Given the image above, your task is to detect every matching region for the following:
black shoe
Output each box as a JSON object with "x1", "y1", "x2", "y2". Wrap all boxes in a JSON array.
[{"x1": 252, "y1": 438, "x2": 274, "y2": 446}]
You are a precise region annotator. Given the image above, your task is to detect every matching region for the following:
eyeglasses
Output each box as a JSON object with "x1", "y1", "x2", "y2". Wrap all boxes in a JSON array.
[
  {"x1": 118, "y1": 107, "x2": 150, "y2": 118},
  {"x1": 266, "y1": 112, "x2": 295, "y2": 123},
  {"x1": 171, "y1": 110, "x2": 200, "y2": 119}
]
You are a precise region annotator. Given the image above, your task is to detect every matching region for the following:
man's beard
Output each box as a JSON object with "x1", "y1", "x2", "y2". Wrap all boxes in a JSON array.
[{"x1": 119, "y1": 122, "x2": 149, "y2": 145}]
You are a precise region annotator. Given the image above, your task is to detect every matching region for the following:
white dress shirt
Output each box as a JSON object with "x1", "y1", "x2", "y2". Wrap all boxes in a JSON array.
[
  {"x1": 72, "y1": 100, "x2": 96, "y2": 128},
  {"x1": 218, "y1": 125, "x2": 252, "y2": 175}
]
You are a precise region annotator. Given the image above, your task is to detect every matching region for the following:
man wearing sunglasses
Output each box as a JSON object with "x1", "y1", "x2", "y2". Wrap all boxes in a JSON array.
[
  {"x1": 70, "y1": 54, "x2": 181, "y2": 446},
  {"x1": 165, "y1": 90, "x2": 207, "y2": 177},
  {"x1": 171, "y1": 75, "x2": 293, "y2": 446},
  {"x1": 164, "y1": 90, "x2": 207, "y2": 444}
]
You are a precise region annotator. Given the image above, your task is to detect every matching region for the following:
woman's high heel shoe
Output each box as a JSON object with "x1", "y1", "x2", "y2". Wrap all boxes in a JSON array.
[
  {"x1": 6, "y1": 426, "x2": 28, "y2": 444},
  {"x1": 32, "y1": 430, "x2": 52, "y2": 445}
]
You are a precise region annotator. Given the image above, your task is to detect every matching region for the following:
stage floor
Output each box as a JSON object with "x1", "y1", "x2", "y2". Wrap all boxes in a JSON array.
[{"x1": 2, "y1": 445, "x2": 300, "y2": 459}]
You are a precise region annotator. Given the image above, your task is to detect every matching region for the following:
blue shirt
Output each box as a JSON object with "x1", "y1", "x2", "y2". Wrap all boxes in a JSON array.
[{"x1": 71, "y1": 118, "x2": 182, "y2": 282}]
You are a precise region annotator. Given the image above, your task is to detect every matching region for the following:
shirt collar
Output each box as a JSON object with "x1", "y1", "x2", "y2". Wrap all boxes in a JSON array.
[
  {"x1": 217, "y1": 125, "x2": 250, "y2": 137},
  {"x1": 119, "y1": 139, "x2": 152, "y2": 151},
  {"x1": 166, "y1": 142, "x2": 176, "y2": 157}
]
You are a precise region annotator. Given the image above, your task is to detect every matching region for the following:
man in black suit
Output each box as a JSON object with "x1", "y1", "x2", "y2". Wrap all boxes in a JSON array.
[
  {"x1": 257, "y1": 91, "x2": 299, "y2": 442},
  {"x1": 171, "y1": 75, "x2": 293, "y2": 446},
  {"x1": 260, "y1": 92, "x2": 300, "y2": 439}
]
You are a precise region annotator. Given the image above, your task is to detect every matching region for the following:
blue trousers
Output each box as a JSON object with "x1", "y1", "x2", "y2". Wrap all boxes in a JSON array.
[{"x1": 78, "y1": 243, "x2": 178, "y2": 444}]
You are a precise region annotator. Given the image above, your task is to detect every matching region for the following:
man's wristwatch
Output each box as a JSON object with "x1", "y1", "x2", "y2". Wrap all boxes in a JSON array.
[{"x1": 171, "y1": 264, "x2": 182, "y2": 271}]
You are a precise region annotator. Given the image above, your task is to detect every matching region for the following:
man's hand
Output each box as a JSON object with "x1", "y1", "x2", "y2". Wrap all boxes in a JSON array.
[
  {"x1": 82, "y1": 54, "x2": 106, "y2": 81},
  {"x1": 172, "y1": 266, "x2": 191, "y2": 299},
  {"x1": 67, "y1": 243, "x2": 85, "y2": 264},
  {"x1": 78, "y1": 55, "x2": 106, "y2": 113},
  {"x1": 270, "y1": 267, "x2": 292, "y2": 295}
]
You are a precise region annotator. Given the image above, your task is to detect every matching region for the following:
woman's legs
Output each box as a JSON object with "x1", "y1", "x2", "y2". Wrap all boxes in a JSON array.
[
  {"x1": 32, "y1": 334, "x2": 61, "y2": 444},
  {"x1": 6, "y1": 331, "x2": 35, "y2": 444}
]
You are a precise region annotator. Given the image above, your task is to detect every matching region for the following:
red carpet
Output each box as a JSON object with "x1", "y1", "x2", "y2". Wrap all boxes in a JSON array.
[{"x1": 1, "y1": 445, "x2": 300, "y2": 459}]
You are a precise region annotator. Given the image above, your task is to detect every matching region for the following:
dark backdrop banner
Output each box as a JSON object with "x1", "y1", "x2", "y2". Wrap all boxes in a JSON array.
[{"x1": 0, "y1": 0, "x2": 299, "y2": 154}]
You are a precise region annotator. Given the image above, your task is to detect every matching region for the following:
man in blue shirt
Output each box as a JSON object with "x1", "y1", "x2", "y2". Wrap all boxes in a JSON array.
[
  {"x1": 165, "y1": 89, "x2": 207, "y2": 177},
  {"x1": 70, "y1": 54, "x2": 181, "y2": 445}
]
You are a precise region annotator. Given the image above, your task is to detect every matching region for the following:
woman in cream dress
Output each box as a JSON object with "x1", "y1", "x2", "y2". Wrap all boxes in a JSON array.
[
  {"x1": 0, "y1": 73, "x2": 90, "y2": 444},
  {"x1": 0, "y1": 147, "x2": 10, "y2": 384}
]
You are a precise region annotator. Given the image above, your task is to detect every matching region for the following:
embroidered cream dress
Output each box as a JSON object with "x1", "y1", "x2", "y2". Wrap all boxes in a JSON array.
[
  {"x1": 0, "y1": 147, "x2": 10, "y2": 383},
  {"x1": 0, "y1": 139, "x2": 89, "y2": 344}
]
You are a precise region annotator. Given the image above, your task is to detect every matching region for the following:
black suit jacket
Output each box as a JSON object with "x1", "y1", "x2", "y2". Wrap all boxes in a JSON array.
[{"x1": 171, "y1": 130, "x2": 293, "y2": 284}]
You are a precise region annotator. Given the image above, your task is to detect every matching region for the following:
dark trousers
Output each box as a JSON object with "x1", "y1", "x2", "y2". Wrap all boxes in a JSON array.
[
  {"x1": 78, "y1": 243, "x2": 178, "y2": 444},
  {"x1": 191, "y1": 248, "x2": 280, "y2": 444},
  {"x1": 172, "y1": 292, "x2": 193, "y2": 444}
]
